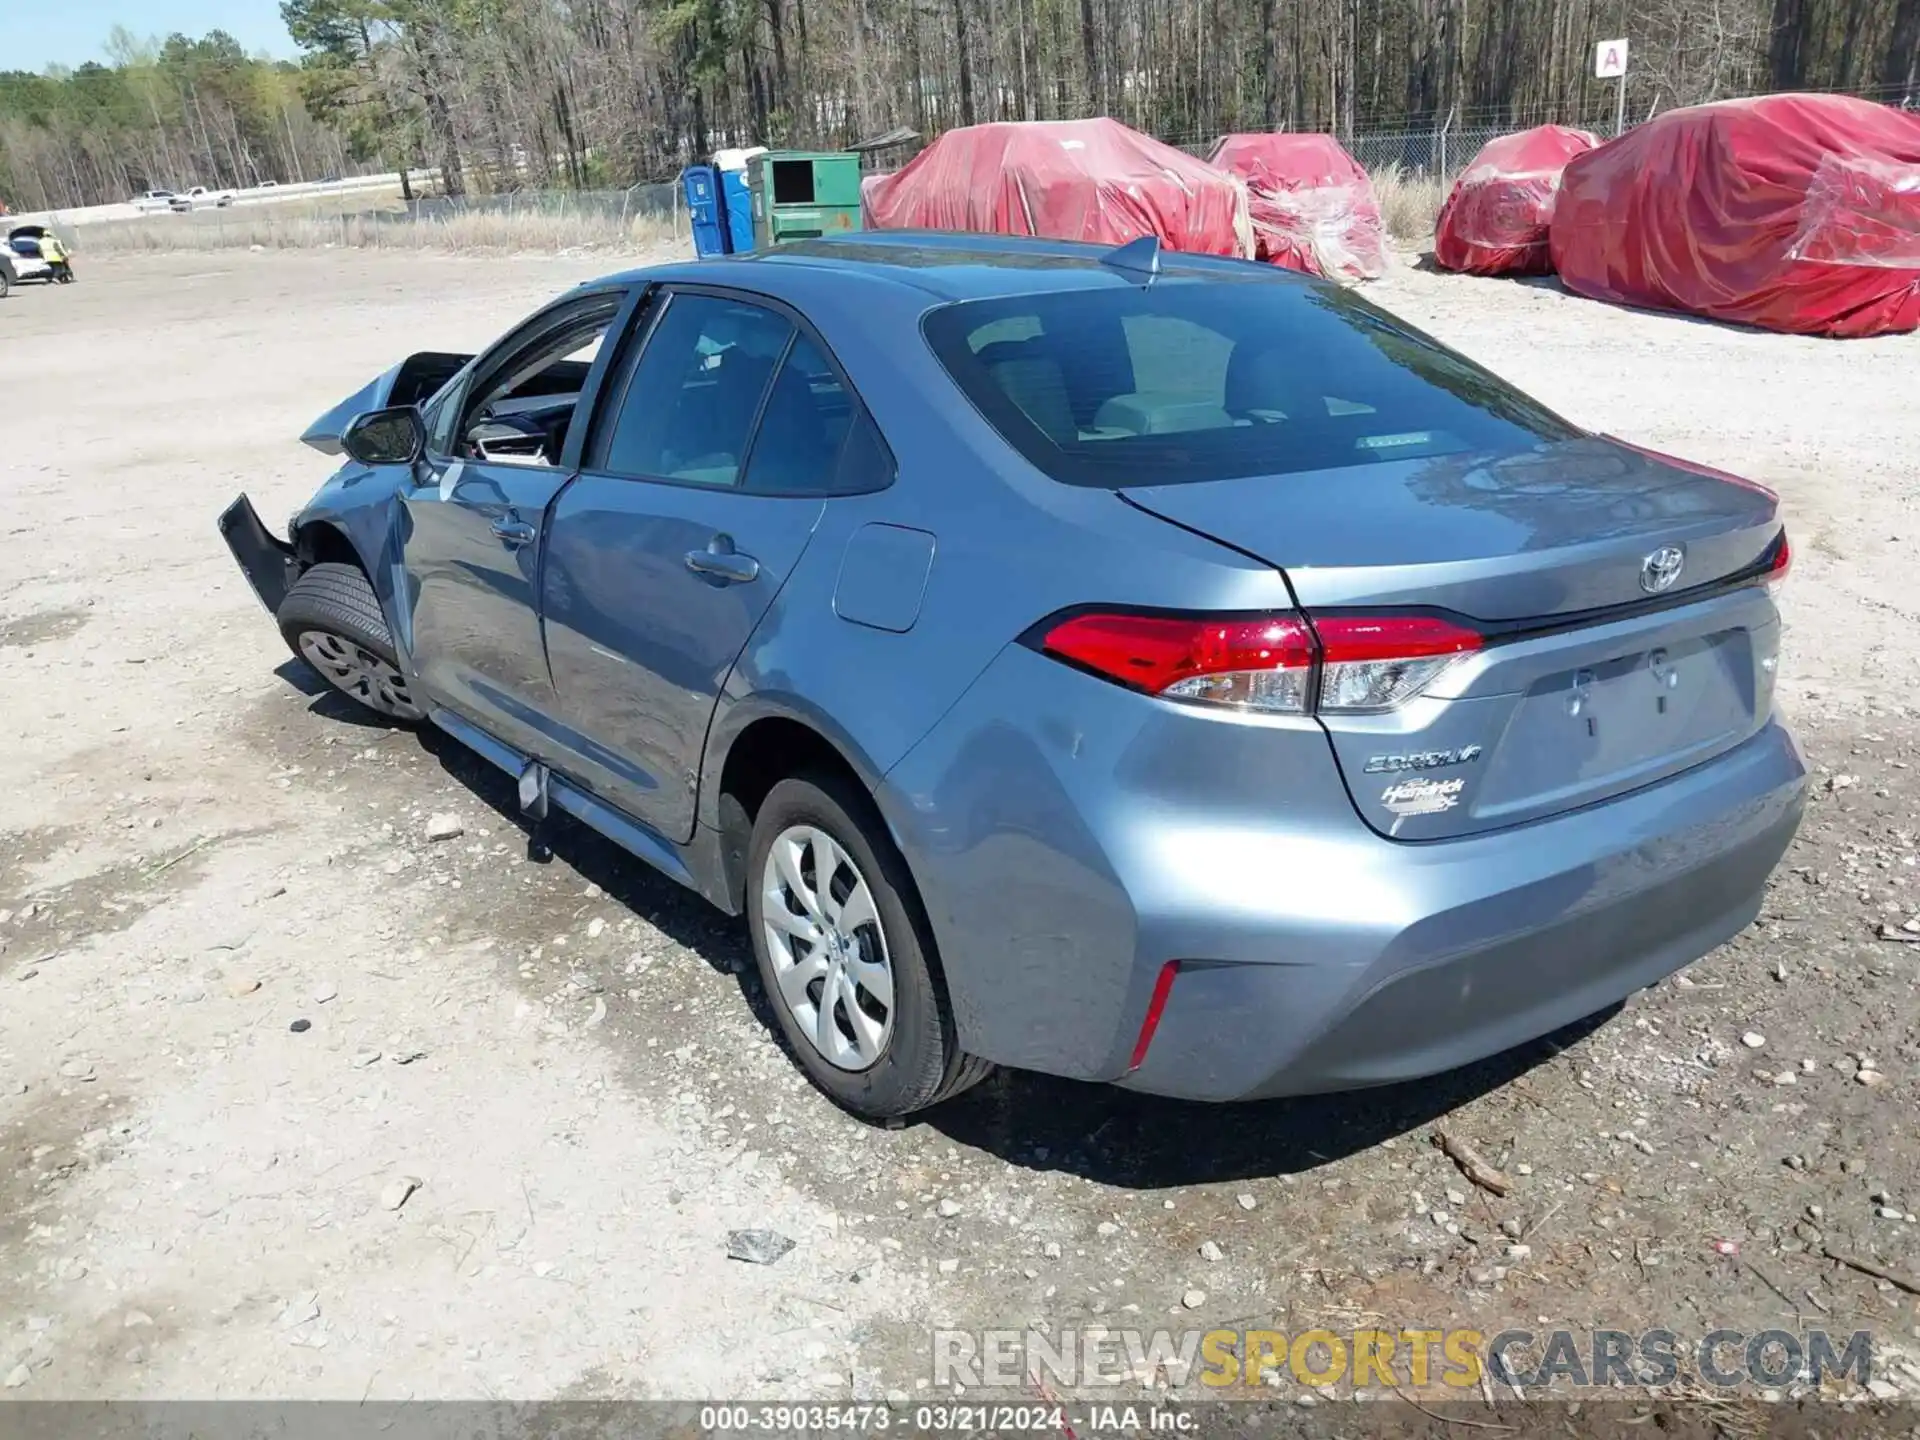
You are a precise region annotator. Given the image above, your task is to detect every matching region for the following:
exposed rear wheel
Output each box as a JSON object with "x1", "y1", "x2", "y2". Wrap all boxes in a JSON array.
[
  {"x1": 747, "y1": 773, "x2": 992, "y2": 1118},
  {"x1": 276, "y1": 561, "x2": 423, "y2": 722}
]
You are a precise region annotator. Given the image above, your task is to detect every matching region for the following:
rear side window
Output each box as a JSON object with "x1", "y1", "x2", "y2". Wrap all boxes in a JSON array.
[
  {"x1": 833, "y1": 413, "x2": 895, "y2": 493},
  {"x1": 923, "y1": 280, "x2": 1578, "y2": 487},
  {"x1": 742, "y1": 335, "x2": 856, "y2": 495},
  {"x1": 600, "y1": 293, "x2": 792, "y2": 487}
]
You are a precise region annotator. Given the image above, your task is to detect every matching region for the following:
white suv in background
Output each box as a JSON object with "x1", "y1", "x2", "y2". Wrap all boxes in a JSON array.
[{"x1": 170, "y1": 187, "x2": 235, "y2": 212}]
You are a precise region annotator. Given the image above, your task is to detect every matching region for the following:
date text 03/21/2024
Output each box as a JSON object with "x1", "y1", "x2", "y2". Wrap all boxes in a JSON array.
[{"x1": 697, "y1": 1403, "x2": 1195, "y2": 1433}]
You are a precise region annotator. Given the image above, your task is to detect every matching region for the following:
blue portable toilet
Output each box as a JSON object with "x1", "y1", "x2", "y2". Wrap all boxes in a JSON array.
[
  {"x1": 681, "y1": 165, "x2": 729, "y2": 257},
  {"x1": 720, "y1": 168, "x2": 755, "y2": 254}
]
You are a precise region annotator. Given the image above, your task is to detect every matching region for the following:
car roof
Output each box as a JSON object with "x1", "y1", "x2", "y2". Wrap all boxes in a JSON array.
[{"x1": 590, "y1": 230, "x2": 1308, "y2": 305}]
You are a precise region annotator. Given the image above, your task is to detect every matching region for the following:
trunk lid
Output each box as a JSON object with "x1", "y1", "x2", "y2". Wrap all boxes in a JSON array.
[{"x1": 1122, "y1": 436, "x2": 1786, "y2": 839}]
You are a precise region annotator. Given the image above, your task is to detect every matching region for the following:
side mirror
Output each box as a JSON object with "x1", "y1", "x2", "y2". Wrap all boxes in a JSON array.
[{"x1": 341, "y1": 405, "x2": 425, "y2": 467}]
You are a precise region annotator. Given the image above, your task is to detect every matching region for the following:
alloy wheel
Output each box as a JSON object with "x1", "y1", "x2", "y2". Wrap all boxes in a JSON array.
[{"x1": 760, "y1": 824, "x2": 895, "y2": 1071}]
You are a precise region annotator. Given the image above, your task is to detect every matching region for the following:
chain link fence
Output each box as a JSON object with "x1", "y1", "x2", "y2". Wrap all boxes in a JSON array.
[
  {"x1": 63, "y1": 81, "x2": 1920, "y2": 252},
  {"x1": 397, "y1": 183, "x2": 681, "y2": 227},
  {"x1": 1169, "y1": 123, "x2": 1596, "y2": 178},
  {"x1": 67, "y1": 180, "x2": 688, "y2": 253},
  {"x1": 1346, "y1": 124, "x2": 1523, "y2": 178}
]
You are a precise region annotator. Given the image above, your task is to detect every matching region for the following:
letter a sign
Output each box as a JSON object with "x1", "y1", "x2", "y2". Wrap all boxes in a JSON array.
[{"x1": 1595, "y1": 38, "x2": 1629, "y2": 78}]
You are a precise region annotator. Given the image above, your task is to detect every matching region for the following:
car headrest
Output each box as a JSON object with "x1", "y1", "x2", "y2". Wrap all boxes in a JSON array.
[
  {"x1": 989, "y1": 356, "x2": 1076, "y2": 444},
  {"x1": 707, "y1": 307, "x2": 791, "y2": 361},
  {"x1": 1224, "y1": 344, "x2": 1317, "y2": 417}
]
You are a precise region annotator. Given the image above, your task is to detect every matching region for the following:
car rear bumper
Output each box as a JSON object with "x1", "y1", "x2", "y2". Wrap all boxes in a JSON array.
[
  {"x1": 880, "y1": 646, "x2": 1806, "y2": 1103},
  {"x1": 218, "y1": 492, "x2": 299, "y2": 615},
  {"x1": 1122, "y1": 725, "x2": 1802, "y2": 1099}
]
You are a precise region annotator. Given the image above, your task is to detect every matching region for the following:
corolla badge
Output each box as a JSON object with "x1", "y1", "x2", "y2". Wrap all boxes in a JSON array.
[
  {"x1": 1363, "y1": 745, "x2": 1484, "y2": 774},
  {"x1": 1639, "y1": 545, "x2": 1686, "y2": 594}
]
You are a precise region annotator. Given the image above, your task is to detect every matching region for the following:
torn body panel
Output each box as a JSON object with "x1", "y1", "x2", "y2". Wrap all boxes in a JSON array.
[
  {"x1": 299, "y1": 351, "x2": 472, "y2": 455},
  {"x1": 217, "y1": 495, "x2": 299, "y2": 614}
]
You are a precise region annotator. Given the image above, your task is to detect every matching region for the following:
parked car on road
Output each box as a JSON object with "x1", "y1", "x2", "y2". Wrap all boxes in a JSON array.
[
  {"x1": 219, "y1": 232, "x2": 1806, "y2": 1118},
  {"x1": 171, "y1": 186, "x2": 235, "y2": 212},
  {"x1": 132, "y1": 190, "x2": 178, "y2": 213}
]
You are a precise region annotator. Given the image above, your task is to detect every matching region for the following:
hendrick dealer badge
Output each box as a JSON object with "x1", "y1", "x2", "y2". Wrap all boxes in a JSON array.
[{"x1": 1381, "y1": 776, "x2": 1467, "y2": 817}]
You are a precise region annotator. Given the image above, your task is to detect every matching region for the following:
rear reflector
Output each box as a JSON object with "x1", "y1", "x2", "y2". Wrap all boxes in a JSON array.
[
  {"x1": 1036, "y1": 609, "x2": 1480, "y2": 715},
  {"x1": 1128, "y1": 961, "x2": 1181, "y2": 1071}
]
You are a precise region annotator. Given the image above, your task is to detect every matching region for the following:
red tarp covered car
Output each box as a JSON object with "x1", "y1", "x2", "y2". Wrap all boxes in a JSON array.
[
  {"x1": 1550, "y1": 94, "x2": 1920, "y2": 337},
  {"x1": 1433, "y1": 125, "x2": 1599, "y2": 276},
  {"x1": 860, "y1": 118, "x2": 1253, "y2": 258},
  {"x1": 1207, "y1": 133, "x2": 1386, "y2": 281}
]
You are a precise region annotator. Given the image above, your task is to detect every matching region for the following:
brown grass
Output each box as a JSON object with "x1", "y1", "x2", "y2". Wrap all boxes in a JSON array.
[
  {"x1": 71, "y1": 205, "x2": 677, "y2": 256},
  {"x1": 1370, "y1": 164, "x2": 1450, "y2": 242}
]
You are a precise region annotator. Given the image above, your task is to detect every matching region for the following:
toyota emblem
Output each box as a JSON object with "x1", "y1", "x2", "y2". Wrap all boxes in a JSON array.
[{"x1": 1640, "y1": 545, "x2": 1686, "y2": 594}]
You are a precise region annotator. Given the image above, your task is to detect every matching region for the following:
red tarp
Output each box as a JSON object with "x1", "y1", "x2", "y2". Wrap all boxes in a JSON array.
[
  {"x1": 1432, "y1": 125, "x2": 1598, "y2": 276},
  {"x1": 1208, "y1": 133, "x2": 1386, "y2": 281},
  {"x1": 1550, "y1": 94, "x2": 1920, "y2": 337},
  {"x1": 861, "y1": 118, "x2": 1253, "y2": 257}
]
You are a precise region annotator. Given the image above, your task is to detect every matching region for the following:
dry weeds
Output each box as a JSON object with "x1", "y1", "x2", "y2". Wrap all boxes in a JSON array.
[
  {"x1": 72, "y1": 206, "x2": 675, "y2": 256},
  {"x1": 1371, "y1": 164, "x2": 1450, "y2": 241}
]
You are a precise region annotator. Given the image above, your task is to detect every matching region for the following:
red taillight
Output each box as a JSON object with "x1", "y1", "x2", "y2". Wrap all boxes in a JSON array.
[
  {"x1": 1314, "y1": 614, "x2": 1482, "y2": 664},
  {"x1": 1036, "y1": 609, "x2": 1480, "y2": 715},
  {"x1": 1128, "y1": 961, "x2": 1180, "y2": 1071},
  {"x1": 1765, "y1": 530, "x2": 1791, "y2": 590},
  {"x1": 1041, "y1": 612, "x2": 1316, "y2": 712}
]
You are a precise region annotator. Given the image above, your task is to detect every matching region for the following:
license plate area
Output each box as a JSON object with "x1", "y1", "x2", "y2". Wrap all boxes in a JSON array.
[{"x1": 1472, "y1": 630, "x2": 1758, "y2": 821}]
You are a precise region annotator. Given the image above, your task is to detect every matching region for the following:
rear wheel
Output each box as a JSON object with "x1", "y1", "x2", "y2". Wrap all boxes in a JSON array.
[
  {"x1": 276, "y1": 562, "x2": 423, "y2": 722},
  {"x1": 746, "y1": 773, "x2": 992, "y2": 1118}
]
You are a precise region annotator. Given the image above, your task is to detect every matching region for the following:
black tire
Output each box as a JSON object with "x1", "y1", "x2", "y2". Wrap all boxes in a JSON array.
[
  {"x1": 275, "y1": 561, "x2": 423, "y2": 722},
  {"x1": 0, "y1": 266, "x2": 11, "y2": 300},
  {"x1": 746, "y1": 772, "x2": 993, "y2": 1119}
]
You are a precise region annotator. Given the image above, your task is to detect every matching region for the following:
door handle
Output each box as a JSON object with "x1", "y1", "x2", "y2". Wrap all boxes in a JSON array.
[
  {"x1": 685, "y1": 535, "x2": 761, "y2": 585},
  {"x1": 490, "y1": 516, "x2": 537, "y2": 548}
]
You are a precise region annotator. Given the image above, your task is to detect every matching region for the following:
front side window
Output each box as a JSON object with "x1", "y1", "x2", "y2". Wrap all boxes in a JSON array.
[
  {"x1": 451, "y1": 293, "x2": 623, "y2": 467},
  {"x1": 423, "y1": 372, "x2": 472, "y2": 457},
  {"x1": 923, "y1": 279, "x2": 1578, "y2": 487}
]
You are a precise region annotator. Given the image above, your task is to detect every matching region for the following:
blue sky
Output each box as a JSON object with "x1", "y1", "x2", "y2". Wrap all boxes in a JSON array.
[{"x1": 2, "y1": 0, "x2": 295, "y2": 72}]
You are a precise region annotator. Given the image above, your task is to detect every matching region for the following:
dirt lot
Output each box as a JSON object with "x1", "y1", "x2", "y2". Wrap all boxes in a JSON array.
[{"x1": 2, "y1": 249, "x2": 1918, "y2": 1408}]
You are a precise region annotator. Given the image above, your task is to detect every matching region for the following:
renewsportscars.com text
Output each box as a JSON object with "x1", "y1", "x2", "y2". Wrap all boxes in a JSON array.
[{"x1": 932, "y1": 1326, "x2": 1874, "y2": 1391}]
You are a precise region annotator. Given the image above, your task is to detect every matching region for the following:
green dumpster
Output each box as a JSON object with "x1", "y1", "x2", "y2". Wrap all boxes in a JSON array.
[{"x1": 748, "y1": 151, "x2": 864, "y2": 247}]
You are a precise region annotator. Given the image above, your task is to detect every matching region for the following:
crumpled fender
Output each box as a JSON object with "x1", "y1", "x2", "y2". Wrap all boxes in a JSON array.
[{"x1": 285, "y1": 466, "x2": 416, "y2": 657}]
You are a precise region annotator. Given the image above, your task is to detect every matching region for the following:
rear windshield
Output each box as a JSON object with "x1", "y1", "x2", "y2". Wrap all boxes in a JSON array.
[{"x1": 921, "y1": 278, "x2": 1578, "y2": 487}]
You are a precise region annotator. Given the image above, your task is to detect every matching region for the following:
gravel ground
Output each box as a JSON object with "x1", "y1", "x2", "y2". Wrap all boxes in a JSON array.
[{"x1": 1, "y1": 249, "x2": 1917, "y2": 1407}]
